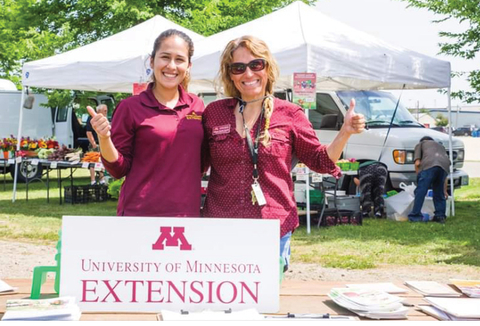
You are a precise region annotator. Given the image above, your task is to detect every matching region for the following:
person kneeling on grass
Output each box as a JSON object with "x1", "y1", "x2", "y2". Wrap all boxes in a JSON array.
[{"x1": 408, "y1": 136, "x2": 449, "y2": 223}]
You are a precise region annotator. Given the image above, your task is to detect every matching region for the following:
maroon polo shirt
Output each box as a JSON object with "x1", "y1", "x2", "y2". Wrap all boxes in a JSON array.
[
  {"x1": 202, "y1": 98, "x2": 341, "y2": 237},
  {"x1": 102, "y1": 84, "x2": 204, "y2": 217}
]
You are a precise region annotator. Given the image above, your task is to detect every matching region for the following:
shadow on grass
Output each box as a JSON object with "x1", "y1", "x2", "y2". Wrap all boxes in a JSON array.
[{"x1": 0, "y1": 197, "x2": 118, "y2": 219}]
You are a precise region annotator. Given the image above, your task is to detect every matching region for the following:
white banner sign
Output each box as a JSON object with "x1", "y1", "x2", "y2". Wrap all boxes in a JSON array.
[{"x1": 61, "y1": 216, "x2": 280, "y2": 313}]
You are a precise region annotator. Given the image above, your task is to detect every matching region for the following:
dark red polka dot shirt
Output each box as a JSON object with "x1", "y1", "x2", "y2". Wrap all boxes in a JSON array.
[{"x1": 202, "y1": 97, "x2": 341, "y2": 237}]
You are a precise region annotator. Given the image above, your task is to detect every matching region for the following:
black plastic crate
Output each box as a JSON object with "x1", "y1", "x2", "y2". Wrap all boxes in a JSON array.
[
  {"x1": 87, "y1": 185, "x2": 109, "y2": 202},
  {"x1": 64, "y1": 185, "x2": 90, "y2": 204},
  {"x1": 64, "y1": 185, "x2": 109, "y2": 204}
]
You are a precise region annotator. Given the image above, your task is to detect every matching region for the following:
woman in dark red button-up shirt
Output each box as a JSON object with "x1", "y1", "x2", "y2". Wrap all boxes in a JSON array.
[
  {"x1": 87, "y1": 29, "x2": 204, "y2": 217},
  {"x1": 202, "y1": 35, "x2": 365, "y2": 271}
]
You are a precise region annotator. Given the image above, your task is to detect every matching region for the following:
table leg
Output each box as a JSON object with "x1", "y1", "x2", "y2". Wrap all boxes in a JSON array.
[
  {"x1": 25, "y1": 162, "x2": 29, "y2": 202},
  {"x1": 2, "y1": 160, "x2": 6, "y2": 191},
  {"x1": 46, "y1": 166, "x2": 50, "y2": 203},
  {"x1": 334, "y1": 178, "x2": 342, "y2": 222},
  {"x1": 317, "y1": 181, "x2": 327, "y2": 228},
  {"x1": 58, "y1": 168, "x2": 62, "y2": 205},
  {"x1": 70, "y1": 167, "x2": 74, "y2": 205}
]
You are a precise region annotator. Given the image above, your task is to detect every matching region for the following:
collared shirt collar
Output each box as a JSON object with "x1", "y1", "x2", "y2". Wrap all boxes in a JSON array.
[
  {"x1": 140, "y1": 82, "x2": 191, "y2": 110},
  {"x1": 226, "y1": 98, "x2": 238, "y2": 110}
]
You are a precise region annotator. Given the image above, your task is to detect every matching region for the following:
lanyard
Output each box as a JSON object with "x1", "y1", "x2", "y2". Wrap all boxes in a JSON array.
[{"x1": 239, "y1": 98, "x2": 264, "y2": 181}]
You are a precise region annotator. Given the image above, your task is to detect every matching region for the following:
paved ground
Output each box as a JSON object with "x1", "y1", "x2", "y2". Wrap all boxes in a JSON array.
[
  {"x1": 458, "y1": 137, "x2": 480, "y2": 178},
  {"x1": 462, "y1": 137, "x2": 480, "y2": 161},
  {"x1": 2, "y1": 240, "x2": 479, "y2": 282}
]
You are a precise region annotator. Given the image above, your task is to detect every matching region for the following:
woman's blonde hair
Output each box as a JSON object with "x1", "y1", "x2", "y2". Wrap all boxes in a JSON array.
[{"x1": 217, "y1": 35, "x2": 279, "y2": 146}]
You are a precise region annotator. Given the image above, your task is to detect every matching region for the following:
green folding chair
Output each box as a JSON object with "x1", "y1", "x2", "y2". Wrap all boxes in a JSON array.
[{"x1": 30, "y1": 236, "x2": 61, "y2": 299}]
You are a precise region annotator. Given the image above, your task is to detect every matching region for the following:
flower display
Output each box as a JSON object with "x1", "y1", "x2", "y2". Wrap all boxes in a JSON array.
[
  {"x1": 1, "y1": 136, "x2": 59, "y2": 154},
  {"x1": 1, "y1": 136, "x2": 16, "y2": 152}
]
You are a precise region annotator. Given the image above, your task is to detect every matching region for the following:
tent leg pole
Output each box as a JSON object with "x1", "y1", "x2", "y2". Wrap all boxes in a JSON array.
[
  {"x1": 12, "y1": 86, "x2": 26, "y2": 203},
  {"x1": 447, "y1": 87, "x2": 455, "y2": 217}
]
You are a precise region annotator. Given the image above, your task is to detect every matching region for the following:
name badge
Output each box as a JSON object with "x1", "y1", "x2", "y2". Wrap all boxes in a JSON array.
[
  {"x1": 212, "y1": 124, "x2": 231, "y2": 136},
  {"x1": 251, "y1": 182, "x2": 267, "y2": 206}
]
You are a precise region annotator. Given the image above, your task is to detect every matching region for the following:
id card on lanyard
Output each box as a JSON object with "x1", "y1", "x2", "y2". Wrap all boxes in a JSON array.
[{"x1": 240, "y1": 98, "x2": 267, "y2": 207}]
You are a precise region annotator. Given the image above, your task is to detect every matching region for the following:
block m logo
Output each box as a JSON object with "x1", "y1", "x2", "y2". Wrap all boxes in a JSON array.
[{"x1": 152, "y1": 226, "x2": 192, "y2": 251}]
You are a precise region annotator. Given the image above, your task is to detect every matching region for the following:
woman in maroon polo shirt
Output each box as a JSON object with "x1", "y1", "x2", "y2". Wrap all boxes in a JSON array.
[
  {"x1": 202, "y1": 35, "x2": 365, "y2": 271},
  {"x1": 87, "y1": 29, "x2": 204, "y2": 217}
]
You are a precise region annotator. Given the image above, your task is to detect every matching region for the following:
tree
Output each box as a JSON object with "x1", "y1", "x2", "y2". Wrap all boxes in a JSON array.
[
  {"x1": 0, "y1": 0, "x2": 315, "y2": 87},
  {"x1": 435, "y1": 113, "x2": 449, "y2": 127},
  {"x1": 399, "y1": 0, "x2": 480, "y2": 103}
]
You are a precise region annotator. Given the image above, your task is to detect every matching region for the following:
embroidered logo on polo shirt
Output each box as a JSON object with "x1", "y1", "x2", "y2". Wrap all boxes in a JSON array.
[{"x1": 185, "y1": 112, "x2": 202, "y2": 120}]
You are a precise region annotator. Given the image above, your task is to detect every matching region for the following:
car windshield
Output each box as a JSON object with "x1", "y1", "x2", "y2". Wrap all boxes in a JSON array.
[{"x1": 336, "y1": 90, "x2": 423, "y2": 128}]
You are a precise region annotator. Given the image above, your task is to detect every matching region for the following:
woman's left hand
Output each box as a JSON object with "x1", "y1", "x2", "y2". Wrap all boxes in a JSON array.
[{"x1": 343, "y1": 98, "x2": 365, "y2": 135}]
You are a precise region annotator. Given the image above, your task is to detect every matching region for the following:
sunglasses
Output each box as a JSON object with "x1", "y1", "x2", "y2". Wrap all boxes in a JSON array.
[{"x1": 229, "y1": 59, "x2": 266, "y2": 75}]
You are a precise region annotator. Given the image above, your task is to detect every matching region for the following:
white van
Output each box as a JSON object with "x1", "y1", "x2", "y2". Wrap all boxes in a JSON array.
[
  {"x1": 0, "y1": 90, "x2": 77, "y2": 181},
  {"x1": 306, "y1": 90, "x2": 468, "y2": 190},
  {"x1": 199, "y1": 90, "x2": 469, "y2": 192}
]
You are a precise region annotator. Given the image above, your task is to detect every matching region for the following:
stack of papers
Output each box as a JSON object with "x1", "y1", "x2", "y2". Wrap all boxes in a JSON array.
[
  {"x1": 1, "y1": 297, "x2": 81, "y2": 321},
  {"x1": 328, "y1": 288, "x2": 408, "y2": 319},
  {"x1": 0, "y1": 279, "x2": 18, "y2": 295},
  {"x1": 346, "y1": 282, "x2": 408, "y2": 294},
  {"x1": 422, "y1": 297, "x2": 480, "y2": 320},
  {"x1": 404, "y1": 281, "x2": 460, "y2": 297},
  {"x1": 418, "y1": 305, "x2": 479, "y2": 321},
  {"x1": 450, "y1": 279, "x2": 480, "y2": 298}
]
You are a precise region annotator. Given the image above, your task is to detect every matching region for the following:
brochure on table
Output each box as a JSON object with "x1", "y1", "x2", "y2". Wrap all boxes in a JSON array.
[
  {"x1": 60, "y1": 216, "x2": 280, "y2": 313},
  {"x1": 0, "y1": 279, "x2": 17, "y2": 295},
  {"x1": 2, "y1": 297, "x2": 81, "y2": 321}
]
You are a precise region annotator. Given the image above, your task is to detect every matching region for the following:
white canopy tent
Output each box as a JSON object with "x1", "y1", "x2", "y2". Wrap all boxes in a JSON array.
[
  {"x1": 22, "y1": 15, "x2": 204, "y2": 92},
  {"x1": 13, "y1": 16, "x2": 204, "y2": 201},
  {"x1": 190, "y1": 1, "x2": 455, "y2": 229},
  {"x1": 190, "y1": 1, "x2": 451, "y2": 92}
]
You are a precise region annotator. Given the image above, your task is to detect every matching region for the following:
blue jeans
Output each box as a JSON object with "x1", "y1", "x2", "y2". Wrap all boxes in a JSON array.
[
  {"x1": 280, "y1": 232, "x2": 292, "y2": 270},
  {"x1": 408, "y1": 166, "x2": 447, "y2": 222}
]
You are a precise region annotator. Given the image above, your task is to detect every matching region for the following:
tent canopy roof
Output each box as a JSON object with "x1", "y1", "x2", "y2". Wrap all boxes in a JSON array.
[
  {"x1": 22, "y1": 16, "x2": 204, "y2": 93},
  {"x1": 21, "y1": 2, "x2": 450, "y2": 94},
  {"x1": 190, "y1": 1, "x2": 450, "y2": 93}
]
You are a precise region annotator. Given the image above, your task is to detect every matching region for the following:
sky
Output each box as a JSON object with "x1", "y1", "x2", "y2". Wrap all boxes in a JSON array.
[{"x1": 315, "y1": 0, "x2": 479, "y2": 109}]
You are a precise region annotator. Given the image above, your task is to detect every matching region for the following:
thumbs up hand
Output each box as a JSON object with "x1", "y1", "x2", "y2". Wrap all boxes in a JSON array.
[
  {"x1": 343, "y1": 98, "x2": 365, "y2": 135},
  {"x1": 87, "y1": 106, "x2": 111, "y2": 139}
]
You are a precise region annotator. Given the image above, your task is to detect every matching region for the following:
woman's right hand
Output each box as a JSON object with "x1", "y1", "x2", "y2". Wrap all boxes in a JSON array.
[{"x1": 87, "y1": 106, "x2": 111, "y2": 139}]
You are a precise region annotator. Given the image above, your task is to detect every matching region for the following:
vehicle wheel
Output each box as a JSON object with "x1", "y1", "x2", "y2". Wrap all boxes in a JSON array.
[{"x1": 10, "y1": 162, "x2": 43, "y2": 183}]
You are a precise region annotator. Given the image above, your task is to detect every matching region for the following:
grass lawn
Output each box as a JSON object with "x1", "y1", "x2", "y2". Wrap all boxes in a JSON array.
[
  {"x1": 0, "y1": 169, "x2": 117, "y2": 243},
  {"x1": 1, "y1": 170, "x2": 479, "y2": 271},
  {"x1": 292, "y1": 178, "x2": 480, "y2": 269}
]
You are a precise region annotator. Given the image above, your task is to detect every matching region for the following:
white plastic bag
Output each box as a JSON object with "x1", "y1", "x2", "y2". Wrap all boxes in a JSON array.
[
  {"x1": 399, "y1": 182, "x2": 416, "y2": 196},
  {"x1": 386, "y1": 183, "x2": 449, "y2": 221},
  {"x1": 385, "y1": 187, "x2": 415, "y2": 221}
]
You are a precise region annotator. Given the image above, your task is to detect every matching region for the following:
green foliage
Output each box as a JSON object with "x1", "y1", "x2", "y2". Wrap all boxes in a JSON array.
[
  {"x1": 435, "y1": 113, "x2": 449, "y2": 126},
  {"x1": 399, "y1": 0, "x2": 480, "y2": 103},
  {"x1": 0, "y1": 0, "x2": 315, "y2": 86},
  {"x1": 107, "y1": 178, "x2": 125, "y2": 199},
  {"x1": 0, "y1": 0, "x2": 314, "y2": 108},
  {"x1": 39, "y1": 89, "x2": 74, "y2": 110}
]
